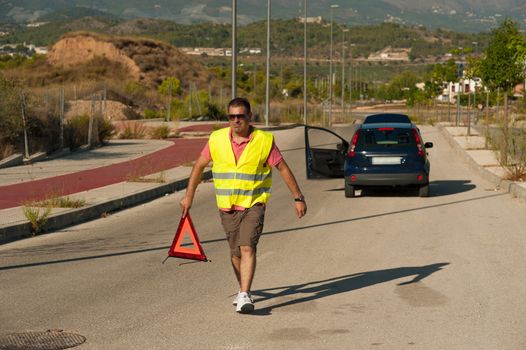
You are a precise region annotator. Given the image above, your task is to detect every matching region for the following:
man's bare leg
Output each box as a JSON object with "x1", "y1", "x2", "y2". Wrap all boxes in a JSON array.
[
  {"x1": 239, "y1": 246, "x2": 256, "y2": 293},
  {"x1": 231, "y1": 255, "x2": 241, "y2": 287}
]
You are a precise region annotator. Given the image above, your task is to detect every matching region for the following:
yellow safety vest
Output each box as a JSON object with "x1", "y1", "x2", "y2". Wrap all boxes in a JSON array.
[{"x1": 209, "y1": 127, "x2": 273, "y2": 209}]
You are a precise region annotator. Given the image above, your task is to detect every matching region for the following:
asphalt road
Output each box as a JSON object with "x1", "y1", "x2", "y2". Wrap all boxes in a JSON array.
[{"x1": 2, "y1": 126, "x2": 526, "y2": 349}]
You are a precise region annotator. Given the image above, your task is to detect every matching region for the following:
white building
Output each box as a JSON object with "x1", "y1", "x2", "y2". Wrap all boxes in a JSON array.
[
  {"x1": 438, "y1": 78, "x2": 483, "y2": 103},
  {"x1": 298, "y1": 16, "x2": 322, "y2": 24}
]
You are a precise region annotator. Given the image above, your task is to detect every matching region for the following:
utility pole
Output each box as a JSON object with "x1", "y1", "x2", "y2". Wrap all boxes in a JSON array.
[
  {"x1": 20, "y1": 93, "x2": 30, "y2": 159},
  {"x1": 303, "y1": 0, "x2": 307, "y2": 125},
  {"x1": 328, "y1": 4, "x2": 339, "y2": 127},
  {"x1": 341, "y1": 28, "x2": 348, "y2": 114},
  {"x1": 166, "y1": 79, "x2": 172, "y2": 122},
  {"x1": 265, "y1": 0, "x2": 271, "y2": 127},
  {"x1": 88, "y1": 96, "x2": 94, "y2": 148},
  {"x1": 231, "y1": 0, "x2": 237, "y2": 99},
  {"x1": 456, "y1": 80, "x2": 461, "y2": 126},
  {"x1": 59, "y1": 86, "x2": 65, "y2": 150}
]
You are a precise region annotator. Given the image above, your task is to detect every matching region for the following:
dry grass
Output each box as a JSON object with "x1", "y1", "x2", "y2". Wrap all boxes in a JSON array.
[
  {"x1": 38, "y1": 196, "x2": 86, "y2": 208},
  {"x1": 119, "y1": 121, "x2": 148, "y2": 139},
  {"x1": 22, "y1": 204, "x2": 52, "y2": 235},
  {"x1": 150, "y1": 124, "x2": 171, "y2": 139},
  {"x1": 1, "y1": 143, "x2": 16, "y2": 159},
  {"x1": 503, "y1": 127, "x2": 526, "y2": 181}
]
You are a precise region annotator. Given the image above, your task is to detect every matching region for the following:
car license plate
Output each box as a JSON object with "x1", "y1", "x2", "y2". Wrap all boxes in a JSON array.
[{"x1": 372, "y1": 157, "x2": 401, "y2": 165}]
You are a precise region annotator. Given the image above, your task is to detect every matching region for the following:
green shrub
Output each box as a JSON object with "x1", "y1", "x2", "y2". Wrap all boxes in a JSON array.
[
  {"x1": 35, "y1": 195, "x2": 86, "y2": 208},
  {"x1": 150, "y1": 125, "x2": 171, "y2": 139},
  {"x1": 98, "y1": 118, "x2": 116, "y2": 143},
  {"x1": 158, "y1": 77, "x2": 182, "y2": 96},
  {"x1": 66, "y1": 115, "x2": 115, "y2": 148},
  {"x1": 144, "y1": 108, "x2": 161, "y2": 119},
  {"x1": 119, "y1": 122, "x2": 147, "y2": 139},
  {"x1": 22, "y1": 204, "x2": 52, "y2": 235},
  {"x1": 66, "y1": 115, "x2": 90, "y2": 149}
]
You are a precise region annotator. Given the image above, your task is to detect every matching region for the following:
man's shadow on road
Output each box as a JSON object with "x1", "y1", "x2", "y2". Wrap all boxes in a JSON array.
[{"x1": 249, "y1": 262, "x2": 449, "y2": 316}]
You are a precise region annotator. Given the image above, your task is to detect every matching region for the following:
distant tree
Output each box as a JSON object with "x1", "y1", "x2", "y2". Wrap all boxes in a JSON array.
[
  {"x1": 479, "y1": 18, "x2": 526, "y2": 164},
  {"x1": 437, "y1": 59, "x2": 459, "y2": 83},
  {"x1": 0, "y1": 76, "x2": 23, "y2": 149},
  {"x1": 423, "y1": 60, "x2": 458, "y2": 102},
  {"x1": 464, "y1": 55, "x2": 482, "y2": 80},
  {"x1": 158, "y1": 77, "x2": 182, "y2": 96},
  {"x1": 507, "y1": 34, "x2": 526, "y2": 69},
  {"x1": 479, "y1": 18, "x2": 525, "y2": 93},
  {"x1": 385, "y1": 71, "x2": 420, "y2": 101}
]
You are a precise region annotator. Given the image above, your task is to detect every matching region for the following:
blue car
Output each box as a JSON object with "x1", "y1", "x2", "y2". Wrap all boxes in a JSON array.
[{"x1": 305, "y1": 114, "x2": 433, "y2": 197}]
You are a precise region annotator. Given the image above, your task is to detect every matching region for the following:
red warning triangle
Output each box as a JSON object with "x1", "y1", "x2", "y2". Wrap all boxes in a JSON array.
[{"x1": 167, "y1": 213, "x2": 207, "y2": 261}]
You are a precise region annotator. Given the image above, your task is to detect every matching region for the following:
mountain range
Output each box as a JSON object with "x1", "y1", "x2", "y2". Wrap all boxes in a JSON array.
[{"x1": 1, "y1": 0, "x2": 525, "y2": 32}]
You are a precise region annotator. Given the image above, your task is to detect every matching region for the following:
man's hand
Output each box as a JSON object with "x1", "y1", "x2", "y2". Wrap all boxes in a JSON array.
[
  {"x1": 179, "y1": 155, "x2": 210, "y2": 218},
  {"x1": 180, "y1": 196, "x2": 192, "y2": 218},
  {"x1": 295, "y1": 201, "x2": 307, "y2": 218},
  {"x1": 276, "y1": 159, "x2": 307, "y2": 219}
]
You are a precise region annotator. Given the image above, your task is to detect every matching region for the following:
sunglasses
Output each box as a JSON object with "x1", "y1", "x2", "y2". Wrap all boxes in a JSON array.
[{"x1": 228, "y1": 113, "x2": 248, "y2": 120}]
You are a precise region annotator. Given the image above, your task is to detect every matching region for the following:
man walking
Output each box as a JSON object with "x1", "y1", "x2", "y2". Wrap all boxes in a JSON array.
[{"x1": 180, "y1": 97, "x2": 307, "y2": 314}]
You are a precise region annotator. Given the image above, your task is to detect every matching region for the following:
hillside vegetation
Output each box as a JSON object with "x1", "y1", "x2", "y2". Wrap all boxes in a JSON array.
[
  {"x1": 2, "y1": 32, "x2": 214, "y2": 90},
  {"x1": 1, "y1": 17, "x2": 491, "y2": 61},
  {"x1": 1, "y1": 1, "x2": 525, "y2": 31}
]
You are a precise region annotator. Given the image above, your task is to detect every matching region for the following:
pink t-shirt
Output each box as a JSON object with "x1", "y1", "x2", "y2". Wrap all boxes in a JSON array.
[
  {"x1": 200, "y1": 129, "x2": 283, "y2": 166},
  {"x1": 202, "y1": 128, "x2": 283, "y2": 211}
]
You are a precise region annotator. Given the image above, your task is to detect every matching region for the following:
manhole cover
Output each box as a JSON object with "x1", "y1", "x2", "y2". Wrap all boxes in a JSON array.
[{"x1": 0, "y1": 330, "x2": 86, "y2": 350}]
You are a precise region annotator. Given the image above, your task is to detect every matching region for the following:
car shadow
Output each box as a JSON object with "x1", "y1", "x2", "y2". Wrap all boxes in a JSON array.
[
  {"x1": 327, "y1": 180, "x2": 476, "y2": 197},
  {"x1": 250, "y1": 262, "x2": 450, "y2": 316},
  {"x1": 427, "y1": 180, "x2": 476, "y2": 196}
]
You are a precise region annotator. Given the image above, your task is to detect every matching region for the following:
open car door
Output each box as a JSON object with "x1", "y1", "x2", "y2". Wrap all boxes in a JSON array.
[{"x1": 304, "y1": 125, "x2": 348, "y2": 179}]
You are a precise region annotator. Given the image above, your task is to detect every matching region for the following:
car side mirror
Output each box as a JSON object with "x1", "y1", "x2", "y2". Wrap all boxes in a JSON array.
[
  {"x1": 337, "y1": 141, "x2": 349, "y2": 153},
  {"x1": 424, "y1": 142, "x2": 433, "y2": 149}
]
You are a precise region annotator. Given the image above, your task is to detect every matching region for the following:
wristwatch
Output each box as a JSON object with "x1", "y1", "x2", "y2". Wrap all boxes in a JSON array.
[{"x1": 294, "y1": 194, "x2": 305, "y2": 203}]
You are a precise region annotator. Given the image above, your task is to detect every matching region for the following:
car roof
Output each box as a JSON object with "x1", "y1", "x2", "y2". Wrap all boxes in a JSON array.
[
  {"x1": 363, "y1": 113, "x2": 412, "y2": 124},
  {"x1": 358, "y1": 122, "x2": 415, "y2": 129}
]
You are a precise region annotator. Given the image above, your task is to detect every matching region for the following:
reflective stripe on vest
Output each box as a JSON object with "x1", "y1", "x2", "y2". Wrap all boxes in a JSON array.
[
  {"x1": 209, "y1": 127, "x2": 273, "y2": 209},
  {"x1": 212, "y1": 172, "x2": 271, "y2": 181}
]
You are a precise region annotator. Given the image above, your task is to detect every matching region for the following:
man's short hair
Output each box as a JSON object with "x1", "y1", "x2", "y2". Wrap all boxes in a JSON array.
[{"x1": 228, "y1": 97, "x2": 251, "y2": 114}]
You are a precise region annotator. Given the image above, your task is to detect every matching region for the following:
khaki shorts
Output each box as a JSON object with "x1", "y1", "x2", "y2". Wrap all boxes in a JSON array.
[{"x1": 219, "y1": 204, "x2": 266, "y2": 258}]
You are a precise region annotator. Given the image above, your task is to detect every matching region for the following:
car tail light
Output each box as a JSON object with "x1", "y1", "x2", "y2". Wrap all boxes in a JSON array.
[
  {"x1": 417, "y1": 175, "x2": 424, "y2": 181},
  {"x1": 412, "y1": 128, "x2": 423, "y2": 157},
  {"x1": 347, "y1": 132, "x2": 359, "y2": 157},
  {"x1": 351, "y1": 175, "x2": 357, "y2": 182},
  {"x1": 377, "y1": 127, "x2": 394, "y2": 131}
]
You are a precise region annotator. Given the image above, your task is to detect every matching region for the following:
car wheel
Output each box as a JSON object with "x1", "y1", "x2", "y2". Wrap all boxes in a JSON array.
[
  {"x1": 418, "y1": 183, "x2": 430, "y2": 197},
  {"x1": 345, "y1": 182, "x2": 355, "y2": 198}
]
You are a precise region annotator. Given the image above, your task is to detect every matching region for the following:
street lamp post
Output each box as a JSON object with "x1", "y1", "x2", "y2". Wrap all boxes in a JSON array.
[
  {"x1": 303, "y1": 0, "x2": 307, "y2": 125},
  {"x1": 349, "y1": 43, "x2": 354, "y2": 118},
  {"x1": 231, "y1": 0, "x2": 237, "y2": 99},
  {"x1": 328, "y1": 4, "x2": 339, "y2": 127},
  {"x1": 341, "y1": 28, "x2": 348, "y2": 114},
  {"x1": 265, "y1": 0, "x2": 271, "y2": 127}
]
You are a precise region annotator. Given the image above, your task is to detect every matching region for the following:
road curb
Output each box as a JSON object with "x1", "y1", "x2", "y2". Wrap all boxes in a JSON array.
[
  {"x1": 0, "y1": 170, "x2": 212, "y2": 244},
  {"x1": 437, "y1": 124, "x2": 526, "y2": 201}
]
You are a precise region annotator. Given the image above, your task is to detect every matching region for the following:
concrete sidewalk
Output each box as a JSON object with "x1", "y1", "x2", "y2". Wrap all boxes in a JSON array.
[
  {"x1": 0, "y1": 127, "x2": 211, "y2": 243},
  {"x1": 437, "y1": 123, "x2": 526, "y2": 199}
]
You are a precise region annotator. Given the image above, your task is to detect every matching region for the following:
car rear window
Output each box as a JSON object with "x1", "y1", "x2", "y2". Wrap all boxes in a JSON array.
[
  {"x1": 363, "y1": 114, "x2": 411, "y2": 124},
  {"x1": 356, "y1": 127, "x2": 415, "y2": 149}
]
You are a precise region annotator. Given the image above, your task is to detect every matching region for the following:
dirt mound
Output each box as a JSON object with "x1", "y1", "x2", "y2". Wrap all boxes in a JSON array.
[
  {"x1": 47, "y1": 33, "x2": 141, "y2": 80},
  {"x1": 47, "y1": 32, "x2": 213, "y2": 88},
  {"x1": 65, "y1": 99, "x2": 140, "y2": 121}
]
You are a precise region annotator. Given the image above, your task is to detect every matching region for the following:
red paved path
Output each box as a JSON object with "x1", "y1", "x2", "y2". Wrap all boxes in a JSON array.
[
  {"x1": 179, "y1": 123, "x2": 228, "y2": 132},
  {"x1": 0, "y1": 138, "x2": 207, "y2": 210}
]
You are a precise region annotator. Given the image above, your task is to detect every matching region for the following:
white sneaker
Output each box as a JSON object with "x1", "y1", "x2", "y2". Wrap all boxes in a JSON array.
[
  {"x1": 232, "y1": 292, "x2": 241, "y2": 306},
  {"x1": 233, "y1": 291, "x2": 254, "y2": 305},
  {"x1": 235, "y1": 292, "x2": 254, "y2": 313}
]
